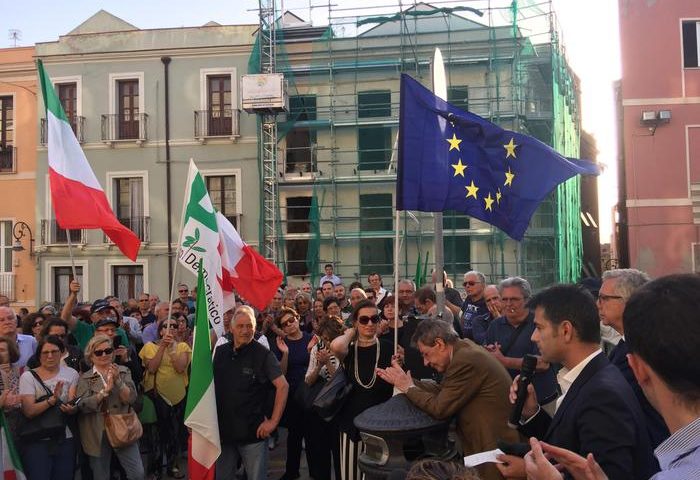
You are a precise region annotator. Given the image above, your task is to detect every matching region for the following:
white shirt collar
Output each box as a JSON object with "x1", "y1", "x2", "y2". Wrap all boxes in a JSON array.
[{"x1": 556, "y1": 349, "x2": 602, "y2": 410}]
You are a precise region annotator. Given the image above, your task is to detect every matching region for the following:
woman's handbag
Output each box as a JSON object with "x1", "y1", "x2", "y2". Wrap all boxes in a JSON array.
[
  {"x1": 312, "y1": 366, "x2": 353, "y2": 421},
  {"x1": 293, "y1": 378, "x2": 326, "y2": 411},
  {"x1": 18, "y1": 370, "x2": 65, "y2": 441},
  {"x1": 103, "y1": 403, "x2": 143, "y2": 449}
]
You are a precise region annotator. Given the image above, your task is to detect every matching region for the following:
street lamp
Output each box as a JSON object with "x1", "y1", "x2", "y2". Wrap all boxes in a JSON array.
[{"x1": 12, "y1": 221, "x2": 34, "y2": 257}]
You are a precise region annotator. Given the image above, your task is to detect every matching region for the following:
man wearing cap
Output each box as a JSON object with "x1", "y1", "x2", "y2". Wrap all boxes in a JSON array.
[{"x1": 61, "y1": 280, "x2": 129, "y2": 350}]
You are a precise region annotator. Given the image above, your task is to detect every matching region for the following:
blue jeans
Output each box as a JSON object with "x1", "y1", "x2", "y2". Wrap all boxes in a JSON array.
[
  {"x1": 89, "y1": 433, "x2": 145, "y2": 480},
  {"x1": 21, "y1": 437, "x2": 75, "y2": 480},
  {"x1": 215, "y1": 441, "x2": 268, "y2": 480}
]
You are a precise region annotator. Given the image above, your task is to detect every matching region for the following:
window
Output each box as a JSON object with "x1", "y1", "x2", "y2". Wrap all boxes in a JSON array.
[
  {"x1": 286, "y1": 128, "x2": 317, "y2": 174},
  {"x1": 358, "y1": 90, "x2": 391, "y2": 118},
  {"x1": 114, "y1": 177, "x2": 147, "y2": 240},
  {"x1": 58, "y1": 83, "x2": 78, "y2": 132},
  {"x1": 289, "y1": 95, "x2": 317, "y2": 121},
  {"x1": 206, "y1": 175, "x2": 238, "y2": 229},
  {"x1": 358, "y1": 126, "x2": 392, "y2": 171},
  {"x1": 682, "y1": 20, "x2": 700, "y2": 68},
  {"x1": 0, "y1": 96, "x2": 13, "y2": 172},
  {"x1": 0, "y1": 221, "x2": 12, "y2": 273},
  {"x1": 118, "y1": 79, "x2": 139, "y2": 139},
  {"x1": 112, "y1": 265, "x2": 143, "y2": 301},
  {"x1": 443, "y1": 213, "x2": 470, "y2": 274},
  {"x1": 207, "y1": 75, "x2": 232, "y2": 136},
  {"x1": 286, "y1": 197, "x2": 312, "y2": 276},
  {"x1": 448, "y1": 86, "x2": 469, "y2": 111},
  {"x1": 53, "y1": 266, "x2": 82, "y2": 304},
  {"x1": 359, "y1": 194, "x2": 393, "y2": 275}
]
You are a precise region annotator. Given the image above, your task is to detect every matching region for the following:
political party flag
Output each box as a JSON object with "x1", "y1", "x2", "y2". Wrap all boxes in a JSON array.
[
  {"x1": 0, "y1": 411, "x2": 26, "y2": 480},
  {"x1": 217, "y1": 212, "x2": 284, "y2": 311},
  {"x1": 184, "y1": 261, "x2": 221, "y2": 480},
  {"x1": 37, "y1": 59, "x2": 140, "y2": 261},
  {"x1": 397, "y1": 74, "x2": 599, "y2": 240},
  {"x1": 178, "y1": 160, "x2": 235, "y2": 336}
]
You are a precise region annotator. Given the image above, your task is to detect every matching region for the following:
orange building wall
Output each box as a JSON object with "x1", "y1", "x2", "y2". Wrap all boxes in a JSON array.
[
  {"x1": 0, "y1": 47, "x2": 37, "y2": 309},
  {"x1": 619, "y1": 0, "x2": 700, "y2": 276}
]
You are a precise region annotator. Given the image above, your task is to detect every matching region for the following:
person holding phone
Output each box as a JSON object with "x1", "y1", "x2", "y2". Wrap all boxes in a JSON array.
[
  {"x1": 139, "y1": 318, "x2": 191, "y2": 479},
  {"x1": 76, "y1": 334, "x2": 144, "y2": 479},
  {"x1": 19, "y1": 335, "x2": 79, "y2": 480}
]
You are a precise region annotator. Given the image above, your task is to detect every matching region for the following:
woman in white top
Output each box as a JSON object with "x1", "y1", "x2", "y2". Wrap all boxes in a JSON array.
[{"x1": 19, "y1": 335, "x2": 79, "y2": 480}]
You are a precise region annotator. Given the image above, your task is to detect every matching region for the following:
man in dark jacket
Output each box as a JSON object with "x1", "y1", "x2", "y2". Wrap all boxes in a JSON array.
[
  {"x1": 496, "y1": 284, "x2": 657, "y2": 480},
  {"x1": 213, "y1": 305, "x2": 288, "y2": 480}
]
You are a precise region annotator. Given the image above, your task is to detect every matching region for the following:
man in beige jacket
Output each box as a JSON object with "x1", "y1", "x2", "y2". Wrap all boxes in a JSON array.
[{"x1": 377, "y1": 318, "x2": 519, "y2": 480}]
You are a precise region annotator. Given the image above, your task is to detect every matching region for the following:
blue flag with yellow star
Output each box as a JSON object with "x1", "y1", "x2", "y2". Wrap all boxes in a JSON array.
[{"x1": 397, "y1": 74, "x2": 599, "y2": 241}]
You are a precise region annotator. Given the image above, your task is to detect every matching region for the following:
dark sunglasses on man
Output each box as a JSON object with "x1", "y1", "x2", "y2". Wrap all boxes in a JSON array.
[{"x1": 357, "y1": 314, "x2": 381, "y2": 325}]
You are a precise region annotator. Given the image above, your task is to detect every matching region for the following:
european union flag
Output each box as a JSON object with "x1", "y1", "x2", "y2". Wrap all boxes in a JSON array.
[{"x1": 397, "y1": 74, "x2": 599, "y2": 241}]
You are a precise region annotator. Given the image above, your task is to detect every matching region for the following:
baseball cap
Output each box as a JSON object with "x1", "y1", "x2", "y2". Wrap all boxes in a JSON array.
[
  {"x1": 91, "y1": 299, "x2": 113, "y2": 314},
  {"x1": 95, "y1": 317, "x2": 119, "y2": 329}
]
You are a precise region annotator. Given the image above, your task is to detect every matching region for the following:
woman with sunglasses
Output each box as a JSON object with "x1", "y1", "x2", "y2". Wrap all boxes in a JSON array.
[
  {"x1": 18, "y1": 335, "x2": 79, "y2": 480},
  {"x1": 331, "y1": 299, "x2": 394, "y2": 480},
  {"x1": 273, "y1": 307, "x2": 314, "y2": 480},
  {"x1": 21, "y1": 312, "x2": 46, "y2": 340},
  {"x1": 76, "y1": 334, "x2": 144, "y2": 479},
  {"x1": 139, "y1": 319, "x2": 191, "y2": 479}
]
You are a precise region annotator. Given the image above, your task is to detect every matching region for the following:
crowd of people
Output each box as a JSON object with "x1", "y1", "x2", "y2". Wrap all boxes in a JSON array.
[{"x1": 0, "y1": 262, "x2": 697, "y2": 480}]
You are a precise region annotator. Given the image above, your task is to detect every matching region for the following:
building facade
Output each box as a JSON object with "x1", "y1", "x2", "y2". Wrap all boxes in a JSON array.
[
  {"x1": 35, "y1": 11, "x2": 257, "y2": 303},
  {"x1": 617, "y1": 0, "x2": 700, "y2": 276},
  {"x1": 0, "y1": 46, "x2": 37, "y2": 310}
]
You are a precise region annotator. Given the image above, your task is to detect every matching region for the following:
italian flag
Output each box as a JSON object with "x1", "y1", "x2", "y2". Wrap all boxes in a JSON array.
[
  {"x1": 0, "y1": 412, "x2": 26, "y2": 480},
  {"x1": 184, "y1": 261, "x2": 221, "y2": 480},
  {"x1": 37, "y1": 60, "x2": 140, "y2": 261}
]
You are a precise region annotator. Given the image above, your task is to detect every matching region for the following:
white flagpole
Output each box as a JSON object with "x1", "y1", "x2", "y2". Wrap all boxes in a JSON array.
[
  {"x1": 166, "y1": 158, "x2": 197, "y2": 334},
  {"x1": 432, "y1": 48, "x2": 448, "y2": 317}
]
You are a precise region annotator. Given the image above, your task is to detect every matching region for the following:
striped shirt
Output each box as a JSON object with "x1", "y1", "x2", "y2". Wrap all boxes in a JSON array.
[{"x1": 651, "y1": 416, "x2": 700, "y2": 479}]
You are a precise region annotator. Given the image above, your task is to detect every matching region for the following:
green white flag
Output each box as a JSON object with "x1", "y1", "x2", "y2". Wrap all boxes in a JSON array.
[
  {"x1": 178, "y1": 160, "x2": 235, "y2": 337},
  {"x1": 184, "y1": 261, "x2": 221, "y2": 478}
]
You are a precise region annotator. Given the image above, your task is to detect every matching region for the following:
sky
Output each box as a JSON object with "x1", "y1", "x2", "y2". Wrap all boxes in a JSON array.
[{"x1": 2, "y1": 0, "x2": 621, "y2": 243}]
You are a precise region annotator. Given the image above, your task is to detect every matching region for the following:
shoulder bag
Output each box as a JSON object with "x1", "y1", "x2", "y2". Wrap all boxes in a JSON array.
[
  {"x1": 102, "y1": 385, "x2": 143, "y2": 448},
  {"x1": 312, "y1": 365, "x2": 353, "y2": 422},
  {"x1": 18, "y1": 370, "x2": 66, "y2": 442}
]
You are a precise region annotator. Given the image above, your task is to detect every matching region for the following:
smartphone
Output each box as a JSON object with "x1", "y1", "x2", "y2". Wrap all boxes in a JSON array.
[{"x1": 66, "y1": 394, "x2": 84, "y2": 407}]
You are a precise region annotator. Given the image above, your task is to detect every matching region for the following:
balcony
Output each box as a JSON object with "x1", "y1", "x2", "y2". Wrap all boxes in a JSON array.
[
  {"x1": 101, "y1": 113, "x2": 148, "y2": 143},
  {"x1": 41, "y1": 116, "x2": 86, "y2": 145},
  {"x1": 105, "y1": 216, "x2": 150, "y2": 243},
  {"x1": 0, "y1": 146, "x2": 16, "y2": 174},
  {"x1": 0, "y1": 273, "x2": 15, "y2": 302},
  {"x1": 194, "y1": 109, "x2": 240, "y2": 140},
  {"x1": 40, "y1": 220, "x2": 86, "y2": 246}
]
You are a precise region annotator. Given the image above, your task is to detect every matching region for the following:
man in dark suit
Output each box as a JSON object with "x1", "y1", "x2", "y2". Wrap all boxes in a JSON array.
[
  {"x1": 599, "y1": 269, "x2": 669, "y2": 449},
  {"x1": 496, "y1": 284, "x2": 657, "y2": 480}
]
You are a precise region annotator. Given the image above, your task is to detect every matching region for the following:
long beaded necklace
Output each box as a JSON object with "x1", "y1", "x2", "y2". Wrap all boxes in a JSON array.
[{"x1": 354, "y1": 338, "x2": 380, "y2": 389}]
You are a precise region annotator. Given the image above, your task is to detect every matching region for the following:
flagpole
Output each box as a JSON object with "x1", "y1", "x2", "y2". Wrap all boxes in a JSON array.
[
  {"x1": 166, "y1": 158, "x2": 197, "y2": 334},
  {"x1": 432, "y1": 48, "x2": 447, "y2": 318},
  {"x1": 65, "y1": 232, "x2": 78, "y2": 289}
]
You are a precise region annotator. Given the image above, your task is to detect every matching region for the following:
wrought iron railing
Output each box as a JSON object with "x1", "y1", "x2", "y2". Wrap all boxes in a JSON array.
[
  {"x1": 101, "y1": 113, "x2": 148, "y2": 142},
  {"x1": 40, "y1": 220, "x2": 86, "y2": 245},
  {"x1": 194, "y1": 109, "x2": 240, "y2": 138},
  {"x1": 41, "y1": 116, "x2": 85, "y2": 144}
]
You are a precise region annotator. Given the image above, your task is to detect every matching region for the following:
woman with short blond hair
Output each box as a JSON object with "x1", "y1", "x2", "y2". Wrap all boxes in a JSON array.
[{"x1": 77, "y1": 334, "x2": 144, "y2": 479}]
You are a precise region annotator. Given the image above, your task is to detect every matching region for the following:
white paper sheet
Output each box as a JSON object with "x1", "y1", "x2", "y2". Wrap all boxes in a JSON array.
[{"x1": 463, "y1": 448, "x2": 505, "y2": 467}]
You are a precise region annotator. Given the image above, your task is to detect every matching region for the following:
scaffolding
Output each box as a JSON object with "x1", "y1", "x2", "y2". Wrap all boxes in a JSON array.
[{"x1": 250, "y1": 0, "x2": 583, "y2": 290}]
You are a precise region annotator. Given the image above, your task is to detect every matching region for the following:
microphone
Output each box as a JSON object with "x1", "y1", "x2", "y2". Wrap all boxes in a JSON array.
[{"x1": 508, "y1": 354, "x2": 538, "y2": 429}]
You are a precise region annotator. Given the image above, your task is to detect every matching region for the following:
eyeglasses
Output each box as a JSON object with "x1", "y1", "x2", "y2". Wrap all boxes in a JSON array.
[
  {"x1": 357, "y1": 314, "x2": 381, "y2": 325},
  {"x1": 33, "y1": 322, "x2": 43, "y2": 328},
  {"x1": 597, "y1": 293, "x2": 624, "y2": 302},
  {"x1": 41, "y1": 349, "x2": 61, "y2": 357},
  {"x1": 463, "y1": 281, "x2": 481, "y2": 287},
  {"x1": 93, "y1": 347, "x2": 114, "y2": 357},
  {"x1": 280, "y1": 317, "x2": 297, "y2": 328},
  {"x1": 178, "y1": 289, "x2": 188, "y2": 293}
]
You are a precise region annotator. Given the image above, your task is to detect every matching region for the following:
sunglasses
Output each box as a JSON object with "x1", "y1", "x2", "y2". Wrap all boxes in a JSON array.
[
  {"x1": 463, "y1": 281, "x2": 480, "y2": 287},
  {"x1": 357, "y1": 314, "x2": 381, "y2": 325},
  {"x1": 280, "y1": 317, "x2": 297, "y2": 328},
  {"x1": 178, "y1": 289, "x2": 188, "y2": 293},
  {"x1": 33, "y1": 322, "x2": 43, "y2": 328},
  {"x1": 94, "y1": 347, "x2": 114, "y2": 357}
]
